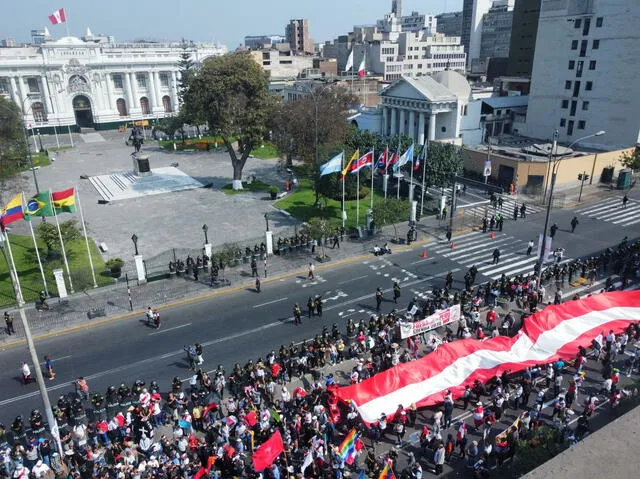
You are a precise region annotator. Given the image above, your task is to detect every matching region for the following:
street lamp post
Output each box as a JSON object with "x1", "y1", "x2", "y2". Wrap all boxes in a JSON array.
[
  {"x1": 202, "y1": 224, "x2": 209, "y2": 244},
  {"x1": 264, "y1": 213, "x2": 270, "y2": 232},
  {"x1": 537, "y1": 129, "x2": 606, "y2": 272},
  {"x1": 0, "y1": 234, "x2": 63, "y2": 455},
  {"x1": 131, "y1": 234, "x2": 139, "y2": 256}
]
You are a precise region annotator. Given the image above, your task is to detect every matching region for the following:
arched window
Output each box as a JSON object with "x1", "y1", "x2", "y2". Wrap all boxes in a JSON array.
[
  {"x1": 162, "y1": 95, "x2": 173, "y2": 113},
  {"x1": 116, "y1": 98, "x2": 128, "y2": 117},
  {"x1": 140, "y1": 97, "x2": 150, "y2": 115},
  {"x1": 32, "y1": 102, "x2": 47, "y2": 122}
]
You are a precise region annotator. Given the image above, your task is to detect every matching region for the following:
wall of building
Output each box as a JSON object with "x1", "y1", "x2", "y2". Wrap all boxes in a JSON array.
[
  {"x1": 480, "y1": 4, "x2": 513, "y2": 61},
  {"x1": 461, "y1": 0, "x2": 493, "y2": 67},
  {"x1": 436, "y1": 11, "x2": 463, "y2": 37},
  {"x1": 507, "y1": 0, "x2": 540, "y2": 77},
  {"x1": 524, "y1": 0, "x2": 640, "y2": 150},
  {"x1": 460, "y1": 99, "x2": 484, "y2": 147}
]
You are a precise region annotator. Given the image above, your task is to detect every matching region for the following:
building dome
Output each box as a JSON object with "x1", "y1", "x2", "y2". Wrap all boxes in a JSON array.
[
  {"x1": 431, "y1": 69, "x2": 471, "y2": 103},
  {"x1": 48, "y1": 36, "x2": 87, "y2": 46}
]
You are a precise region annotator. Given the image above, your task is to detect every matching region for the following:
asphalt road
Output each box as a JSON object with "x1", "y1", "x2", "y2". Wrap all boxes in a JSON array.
[{"x1": 0, "y1": 193, "x2": 638, "y2": 477}]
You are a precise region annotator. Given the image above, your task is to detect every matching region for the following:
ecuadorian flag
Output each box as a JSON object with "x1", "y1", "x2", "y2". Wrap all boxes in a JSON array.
[{"x1": 0, "y1": 194, "x2": 24, "y2": 231}]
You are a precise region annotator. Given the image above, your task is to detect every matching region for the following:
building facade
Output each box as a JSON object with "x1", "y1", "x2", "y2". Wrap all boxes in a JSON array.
[
  {"x1": 244, "y1": 35, "x2": 285, "y2": 50},
  {"x1": 480, "y1": 1, "x2": 514, "y2": 63},
  {"x1": 524, "y1": 0, "x2": 640, "y2": 149},
  {"x1": 286, "y1": 19, "x2": 314, "y2": 55},
  {"x1": 0, "y1": 35, "x2": 226, "y2": 131},
  {"x1": 461, "y1": 0, "x2": 493, "y2": 67},
  {"x1": 435, "y1": 11, "x2": 464, "y2": 37},
  {"x1": 506, "y1": 0, "x2": 541, "y2": 77}
]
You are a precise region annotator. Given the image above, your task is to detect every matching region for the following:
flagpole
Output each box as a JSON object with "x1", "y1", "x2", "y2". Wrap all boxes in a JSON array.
[
  {"x1": 356, "y1": 165, "x2": 360, "y2": 228},
  {"x1": 370, "y1": 147, "x2": 375, "y2": 210},
  {"x1": 341, "y1": 150, "x2": 346, "y2": 228},
  {"x1": 396, "y1": 137, "x2": 401, "y2": 200},
  {"x1": 383, "y1": 145, "x2": 388, "y2": 200},
  {"x1": 420, "y1": 141, "x2": 428, "y2": 216},
  {"x1": 76, "y1": 188, "x2": 97, "y2": 288},
  {"x1": 2, "y1": 230, "x2": 24, "y2": 303},
  {"x1": 50, "y1": 191, "x2": 74, "y2": 294},
  {"x1": 409, "y1": 143, "x2": 415, "y2": 203},
  {"x1": 362, "y1": 52, "x2": 366, "y2": 106},
  {"x1": 22, "y1": 192, "x2": 49, "y2": 297}
]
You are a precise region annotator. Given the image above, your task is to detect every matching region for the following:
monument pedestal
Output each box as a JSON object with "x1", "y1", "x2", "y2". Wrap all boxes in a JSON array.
[{"x1": 132, "y1": 154, "x2": 152, "y2": 177}]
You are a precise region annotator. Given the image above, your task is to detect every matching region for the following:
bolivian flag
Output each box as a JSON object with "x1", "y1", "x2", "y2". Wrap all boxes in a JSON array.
[{"x1": 51, "y1": 188, "x2": 76, "y2": 213}]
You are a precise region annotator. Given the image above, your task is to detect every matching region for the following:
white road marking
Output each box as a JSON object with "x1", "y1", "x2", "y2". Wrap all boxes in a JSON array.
[
  {"x1": 149, "y1": 323, "x2": 192, "y2": 335},
  {"x1": 338, "y1": 275, "x2": 369, "y2": 285},
  {"x1": 252, "y1": 297, "x2": 289, "y2": 308}
]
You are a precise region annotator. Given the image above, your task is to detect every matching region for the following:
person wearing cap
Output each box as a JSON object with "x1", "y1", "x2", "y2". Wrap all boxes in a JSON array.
[
  {"x1": 12, "y1": 464, "x2": 29, "y2": 478},
  {"x1": 31, "y1": 460, "x2": 51, "y2": 478}
]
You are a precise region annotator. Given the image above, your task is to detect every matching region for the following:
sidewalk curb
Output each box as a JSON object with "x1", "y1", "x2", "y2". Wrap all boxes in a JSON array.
[{"x1": 1, "y1": 236, "x2": 438, "y2": 349}]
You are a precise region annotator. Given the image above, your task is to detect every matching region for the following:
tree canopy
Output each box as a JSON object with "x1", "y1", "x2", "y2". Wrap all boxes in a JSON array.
[
  {"x1": 620, "y1": 148, "x2": 640, "y2": 171},
  {"x1": 421, "y1": 142, "x2": 464, "y2": 188},
  {"x1": 0, "y1": 96, "x2": 28, "y2": 203},
  {"x1": 183, "y1": 52, "x2": 275, "y2": 189}
]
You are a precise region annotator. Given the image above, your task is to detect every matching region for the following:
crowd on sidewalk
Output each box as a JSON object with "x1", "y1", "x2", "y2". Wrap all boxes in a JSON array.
[{"x1": 1, "y1": 240, "x2": 639, "y2": 479}]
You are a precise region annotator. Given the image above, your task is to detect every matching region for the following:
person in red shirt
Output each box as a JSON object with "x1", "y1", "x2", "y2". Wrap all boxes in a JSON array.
[{"x1": 486, "y1": 309, "x2": 498, "y2": 329}]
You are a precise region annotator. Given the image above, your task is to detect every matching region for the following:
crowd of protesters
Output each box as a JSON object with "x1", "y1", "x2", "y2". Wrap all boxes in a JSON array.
[{"x1": 1, "y1": 239, "x2": 639, "y2": 479}]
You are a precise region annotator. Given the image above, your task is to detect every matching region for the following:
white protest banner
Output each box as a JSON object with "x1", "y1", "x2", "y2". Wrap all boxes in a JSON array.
[{"x1": 399, "y1": 304, "x2": 461, "y2": 339}]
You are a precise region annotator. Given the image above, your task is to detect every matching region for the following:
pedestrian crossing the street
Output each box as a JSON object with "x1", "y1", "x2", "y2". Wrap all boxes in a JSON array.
[
  {"x1": 574, "y1": 197, "x2": 640, "y2": 227},
  {"x1": 434, "y1": 187, "x2": 545, "y2": 219},
  {"x1": 433, "y1": 231, "x2": 567, "y2": 280}
]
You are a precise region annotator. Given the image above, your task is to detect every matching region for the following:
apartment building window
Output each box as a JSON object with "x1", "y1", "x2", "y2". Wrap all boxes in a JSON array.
[
  {"x1": 579, "y1": 40, "x2": 587, "y2": 57},
  {"x1": 576, "y1": 61, "x2": 584, "y2": 77},
  {"x1": 589, "y1": 60, "x2": 596, "y2": 70},
  {"x1": 136, "y1": 73, "x2": 146, "y2": 88},
  {"x1": 565, "y1": 80, "x2": 572, "y2": 90},
  {"x1": 567, "y1": 120, "x2": 574, "y2": 136},
  {"x1": 596, "y1": 17, "x2": 603, "y2": 27},
  {"x1": 573, "y1": 81, "x2": 581, "y2": 97},
  {"x1": 592, "y1": 39, "x2": 600, "y2": 49},
  {"x1": 574, "y1": 18, "x2": 581, "y2": 29},
  {"x1": 570, "y1": 100, "x2": 577, "y2": 116},
  {"x1": 560, "y1": 118, "x2": 566, "y2": 127},
  {"x1": 571, "y1": 40, "x2": 578, "y2": 50},
  {"x1": 582, "y1": 18, "x2": 591, "y2": 36},
  {"x1": 568, "y1": 60, "x2": 575, "y2": 70},
  {"x1": 578, "y1": 120, "x2": 586, "y2": 130},
  {"x1": 112, "y1": 74, "x2": 124, "y2": 89},
  {"x1": 561, "y1": 99, "x2": 569, "y2": 109},
  {"x1": 27, "y1": 77, "x2": 40, "y2": 93},
  {"x1": 586, "y1": 81, "x2": 593, "y2": 91},
  {"x1": 582, "y1": 101, "x2": 590, "y2": 111}
]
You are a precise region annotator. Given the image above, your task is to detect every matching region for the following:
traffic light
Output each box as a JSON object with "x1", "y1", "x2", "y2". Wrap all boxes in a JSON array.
[
  {"x1": 584, "y1": 174, "x2": 590, "y2": 181},
  {"x1": 578, "y1": 174, "x2": 583, "y2": 180}
]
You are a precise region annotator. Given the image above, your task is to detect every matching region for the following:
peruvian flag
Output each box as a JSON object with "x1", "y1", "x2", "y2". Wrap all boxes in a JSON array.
[
  {"x1": 357, "y1": 56, "x2": 366, "y2": 78},
  {"x1": 350, "y1": 150, "x2": 374, "y2": 174},
  {"x1": 49, "y1": 8, "x2": 67, "y2": 24},
  {"x1": 336, "y1": 291, "x2": 640, "y2": 424}
]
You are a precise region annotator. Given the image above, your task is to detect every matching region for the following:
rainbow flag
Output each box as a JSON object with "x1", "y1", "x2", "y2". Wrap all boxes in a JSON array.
[
  {"x1": 378, "y1": 461, "x2": 395, "y2": 479},
  {"x1": 0, "y1": 194, "x2": 24, "y2": 231},
  {"x1": 337, "y1": 428, "x2": 360, "y2": 465}
]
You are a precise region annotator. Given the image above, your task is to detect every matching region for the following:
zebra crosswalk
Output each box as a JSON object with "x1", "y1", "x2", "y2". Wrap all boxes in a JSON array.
[
  {"x1": 432, "y1": 231, "x2": 567, "y2": 280},
  {"x1": 433, "y1": 186, "x2": 545, "y2": 218},
  {"x1": 574, "y1": 197, "x2": 640, "y2": 227}
]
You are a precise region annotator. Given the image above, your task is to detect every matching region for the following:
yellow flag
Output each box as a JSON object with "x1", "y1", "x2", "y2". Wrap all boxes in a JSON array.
[{"x1": 341, "y1": 150, "x2": 359, "y2": 177}]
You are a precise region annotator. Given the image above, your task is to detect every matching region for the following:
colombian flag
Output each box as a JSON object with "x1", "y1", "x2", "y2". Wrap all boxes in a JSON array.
[
  {"x1": 378, "y1": 461, "x2": 396, "y2": 479},
  {"x1": 51, "y1": 188, "x2": 76, "y2": 213},
  {"x1": 0, "y1": 194, "x2": 24, "y2": 231}
]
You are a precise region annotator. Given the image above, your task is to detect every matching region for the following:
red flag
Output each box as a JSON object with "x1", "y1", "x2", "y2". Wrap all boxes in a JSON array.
[
  {"x1": 336, "y1": 291, "x2": 640, "y2": 424},
  {"x1": 252, "y1": 429, "x2": 285, "y2": 471},
  {"x1": 384, "y1": 151, "x2": 399, "y2": 174},
  {"x1": 49, "y1": 8, "x2": 67, "y2": 24},
  {"x1": 350, "y1": 151, "x2": 374, "y2": 174},
  {"x1": 245, "y1": 410, "x2": 258, "y2": 427}
]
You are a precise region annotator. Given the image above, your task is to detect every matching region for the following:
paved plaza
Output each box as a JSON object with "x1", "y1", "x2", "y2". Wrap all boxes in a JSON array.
[{"x1": 7, "y1": 131, "x2": 298, "y2": 265}]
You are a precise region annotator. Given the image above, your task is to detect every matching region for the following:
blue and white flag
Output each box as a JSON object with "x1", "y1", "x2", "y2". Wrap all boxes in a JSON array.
[
  {"x1": 394, "y1": 143, "x2": 414, "y2": 171},
  {"x1": 319, "y1": 152, "x2": 344, "y2": 177}
]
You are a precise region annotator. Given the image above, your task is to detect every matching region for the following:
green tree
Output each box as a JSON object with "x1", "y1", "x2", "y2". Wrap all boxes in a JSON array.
[
  {"x1": 302, "y1": 217, "x2": 333, "y2": 259},
  {"x1": 423, "y1": 142, "x2": 464, "y2": 188},
  {"x1": 36, "y1": 219, "x2": 82, "y2": 259},
  {"x1": 0, "y1": 96, "x2": 28, "y2": 203},
  {"x1": 155, "y1": 114, "x2": 186, "y2": 142},
  {"x1": 372, "y1": 199, "x2": 409, "y2": 240},
  {"x1": 620, "y1": 148, "x2": 640, "y2": 170},
  {"x1": 183, "y1": 52, "x2": 275, "y2": 190},
  {"x1": 177, "y1": 39, "x2": 195, "y2": 104}
]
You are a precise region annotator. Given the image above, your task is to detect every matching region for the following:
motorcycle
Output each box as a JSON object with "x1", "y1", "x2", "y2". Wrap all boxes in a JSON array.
[{"x1": 146, "y1": 310, "x2": 160, "y2": 329}]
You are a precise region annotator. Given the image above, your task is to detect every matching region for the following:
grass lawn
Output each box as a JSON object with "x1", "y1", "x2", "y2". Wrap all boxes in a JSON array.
[
  {"x1": 221, "y1": 179, "x2": 272, "y2": 195},
  {"x1": 49, "y1": 146, "x2": 74, "y2": 153},
  {"x1": 0, "y1": 234, "x2": 111, "y2": 307},
  {"x1": 276, "y1": 178, "x2": 399, "y2": 230},
  {"x1": 250, "y1": 142, "x2": 279, "y2": 159},
  {"x1": 30, "y1": 152, "x2": 51, "y2": 168}
]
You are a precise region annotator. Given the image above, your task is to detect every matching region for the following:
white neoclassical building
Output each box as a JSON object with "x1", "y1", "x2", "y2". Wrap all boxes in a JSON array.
[
  {"x1": 0, "y1": 33, "x2": 227, "y2": 131},
  {"x1": 378, "y1": 69, "x2": 471, "y2": 144}
]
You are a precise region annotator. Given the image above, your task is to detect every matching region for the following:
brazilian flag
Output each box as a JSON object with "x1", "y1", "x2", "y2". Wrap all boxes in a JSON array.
[{"x1": 25, "y1": 191, "x2": 54, "y2": 218}]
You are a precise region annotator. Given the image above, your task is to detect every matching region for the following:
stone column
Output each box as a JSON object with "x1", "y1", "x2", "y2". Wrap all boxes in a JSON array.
[
  {"x1": 390, "y1": 107, "x2": 397, "y2": 136},
  {"x1": 398, "y1": 108, "x2": 406, "y2": 136},
  {"x1": 10, "y1": 76, "x2": 18, "y2": 104},
  {"x1": 105, "y1": 73, "x2": 114, "y2": 112},
  {"x1": 381, "y1": 107, "x2": 388, "y2": 136},
  {"x1": 148, "y1": 72, "x2": 158, "y2": 111},
  {"x1": 16, "y1": 76, "x2": 27, "y2": 109},
  {"x1": 124, "y1": 72, "x2": 134, "y2": 113},
  {"x1": 171, "y1": 71, "x2": 179, "y2": 111},
  {"x1": 418, "y1": 112, "x2": 425, "y2": 145},
  {"x1": 428, "y1": 112, "x2": 437, "y2": 141},
  {"x1": 129, "y1": 72, "x2": 139, "y2": 112},
  {"x1": 41, "y1": 76, "x2": 54, "y2": 116},
  {"x1": 154, "y1": 72, "x2": 163, "y2": 109},
  {"x1": 408, "y1": 110, "x2": 416, "y2": 143}
]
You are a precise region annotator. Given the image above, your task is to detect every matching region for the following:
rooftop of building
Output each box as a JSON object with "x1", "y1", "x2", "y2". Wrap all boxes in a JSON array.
[{"x1": 471, "y1": 134, "x2": 601, "y2": 162}]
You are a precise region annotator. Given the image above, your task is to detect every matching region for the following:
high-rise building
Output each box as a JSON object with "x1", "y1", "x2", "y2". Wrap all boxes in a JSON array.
[
  {"x1": 506, "y1": 0, "x2": 541, "y2": 77},
  {"x1": 479, "y1": 0, "x2": 514, "y2": 68},
  {"x1": 392, "y1": 0, "x2": 403, "y2": 17},
  {"x1": 436, "y1": 11, "x2": 463, "y2": 37},
  {"x1": 524, "y1": 0, "x2": 640, "y2": 149},
  {"x1": 286, "y1": 19, "x2": 314, "y2": 55},
  {"x1": 461, "y1": 0, "x2": 493, "y2": 67}
]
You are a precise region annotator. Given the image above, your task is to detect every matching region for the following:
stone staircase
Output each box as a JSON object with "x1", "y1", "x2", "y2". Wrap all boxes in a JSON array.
[{"x1": 89, "y1": 172, "x2": 138, "y2": 202}]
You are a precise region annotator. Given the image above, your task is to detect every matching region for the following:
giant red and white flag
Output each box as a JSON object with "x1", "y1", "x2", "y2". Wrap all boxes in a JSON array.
[
  {"x1": 336, "y1": 291, "x2": 640, "y2": 424},
  {"x1": 49, "y1": 8, "x2": 67, "y2": 25}
]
